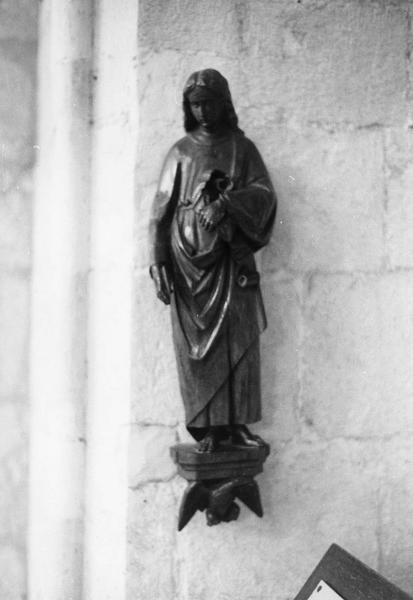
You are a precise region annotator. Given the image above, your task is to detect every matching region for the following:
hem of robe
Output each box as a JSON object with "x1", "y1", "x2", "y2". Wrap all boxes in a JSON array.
[
  {"x1": 185, "y1": 334, "x2": 262, "y2": 437},
  {"x1": 187, "y1": 416, "x2": 262, "y2": 442},
  {"x1": 172, "y1": 286, "x2": 267, "y2": 426}
]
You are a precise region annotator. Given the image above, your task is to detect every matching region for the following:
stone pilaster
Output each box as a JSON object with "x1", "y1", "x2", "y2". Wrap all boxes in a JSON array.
[
  {"x1": 83, "y1": 1, "x2": 138, "y2": 599},
  {"x1": 28, "y1": 2, "x2": 93, "y2": 599}
]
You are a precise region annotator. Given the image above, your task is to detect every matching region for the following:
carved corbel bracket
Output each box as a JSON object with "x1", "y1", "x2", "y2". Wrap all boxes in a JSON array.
[{"x1": 170, "y1": 443, "x2": 270, "y2": 530}]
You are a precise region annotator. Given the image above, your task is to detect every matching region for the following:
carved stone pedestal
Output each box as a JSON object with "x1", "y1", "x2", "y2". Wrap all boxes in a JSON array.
[{"x1": 170, "y1": 442, "x2": 270, "y2": 530}]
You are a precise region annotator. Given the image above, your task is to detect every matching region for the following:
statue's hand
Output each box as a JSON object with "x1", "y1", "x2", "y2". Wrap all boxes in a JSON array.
[
  {"x1": 197, "y1": 198, "x2": 226, "y2": 232},
  {"x1": 150, "y1": 263, "x2": 172, "y2": 305}
]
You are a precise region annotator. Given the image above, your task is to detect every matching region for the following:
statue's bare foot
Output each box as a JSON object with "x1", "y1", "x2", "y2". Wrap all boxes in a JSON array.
[
  {"x1": 198, "y1": 430, "x2": 220, "y2": 453},
  {"x1": 231, "y1": 425, "x2": 266, "y2": 448}
]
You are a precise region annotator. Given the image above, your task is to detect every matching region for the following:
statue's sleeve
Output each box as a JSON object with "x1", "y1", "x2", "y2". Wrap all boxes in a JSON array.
[
  {"x1": 148, "y1": 146, "x2": 180, "y2": 265},
  {"x1": 222, "y1": 139, "x2": 276, "y2": 251}
]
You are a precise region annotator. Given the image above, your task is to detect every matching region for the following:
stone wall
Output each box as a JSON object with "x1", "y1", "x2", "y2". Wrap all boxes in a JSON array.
[
  {"x1": 130, "y1": 1, "x2": 413, "y2": 599},
  {"x1": 0, "y1": 1, "x2": 38, "y2": 599}
]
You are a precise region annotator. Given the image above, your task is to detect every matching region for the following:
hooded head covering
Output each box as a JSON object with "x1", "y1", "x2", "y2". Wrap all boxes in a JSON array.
[{"x1": 182, "y1": 69, "x2": 241, "y2": 133}]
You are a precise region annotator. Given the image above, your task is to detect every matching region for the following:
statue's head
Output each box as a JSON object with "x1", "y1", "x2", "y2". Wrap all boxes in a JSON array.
[{"x1": 183, "y1": 69, "x2": 240, "y2": 133}]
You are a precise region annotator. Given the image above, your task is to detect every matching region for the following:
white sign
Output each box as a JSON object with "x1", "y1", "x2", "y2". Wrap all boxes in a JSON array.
[{"x1": 308, "y1": 580, "x2": 345, "y2": 600}]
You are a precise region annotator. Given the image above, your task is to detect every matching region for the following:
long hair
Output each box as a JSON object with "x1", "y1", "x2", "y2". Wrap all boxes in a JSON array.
[{"x1": 182, "y1": 69, "x2": 242, "y2": 133}]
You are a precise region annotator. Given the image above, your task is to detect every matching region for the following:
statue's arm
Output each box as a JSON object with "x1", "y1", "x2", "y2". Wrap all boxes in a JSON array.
[
  {"x1": 221, "y1": 140, "x2": 276, "y2": 249},
  {"x1": 149, "y1": 147, "x2": 180, "y2": 304},
  {"x1": 150, "y1": 263, "x2": 173, "y2": 305}
]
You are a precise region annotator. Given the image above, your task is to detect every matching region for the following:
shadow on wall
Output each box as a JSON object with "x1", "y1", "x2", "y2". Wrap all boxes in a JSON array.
[{"x1": 259, "y1": 164, "x2": 302, "y2": 446}]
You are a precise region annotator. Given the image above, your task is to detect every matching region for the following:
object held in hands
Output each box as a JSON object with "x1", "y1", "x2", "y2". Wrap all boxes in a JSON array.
[{"x1": 196, "y1": 169, "x2": 230, "y2": 232}]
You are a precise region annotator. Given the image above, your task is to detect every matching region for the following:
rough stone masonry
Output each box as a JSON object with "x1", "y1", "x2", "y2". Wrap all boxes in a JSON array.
[
  {"x1": 0, "y1": 1, "x2": 38, "y2": 599},
  {"x1": 1, "y1": 1, "x2": 413, "y2": 600},
  {"x1": 130, "y1": 1, "x2": 413, "y2": 599}
]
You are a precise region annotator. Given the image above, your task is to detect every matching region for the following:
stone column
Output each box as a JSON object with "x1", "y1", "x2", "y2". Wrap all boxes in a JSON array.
[
  {"x1": 83, "y1": 1, "x2": 138, "y2": 599},
  {"x1": 28, "y1": 2, "x2": 93, "y2": 599},
  {"x1": 29, "y1": 2, "x2": 138, "y2": 598}
]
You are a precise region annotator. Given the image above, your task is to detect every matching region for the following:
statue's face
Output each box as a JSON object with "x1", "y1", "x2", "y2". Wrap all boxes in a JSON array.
[{"x1": 188, "y1": 89, "x2": 224, "y2": 132}]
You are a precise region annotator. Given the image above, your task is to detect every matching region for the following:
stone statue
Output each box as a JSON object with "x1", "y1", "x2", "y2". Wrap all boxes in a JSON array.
[{"x1": 149, "y1": 69, "x2": 276, "y2": 455}]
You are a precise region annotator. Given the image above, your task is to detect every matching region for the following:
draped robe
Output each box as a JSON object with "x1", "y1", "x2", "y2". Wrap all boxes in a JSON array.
[{"x1": 149, "y1": 128, "x2": 276, "y2": 439}]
